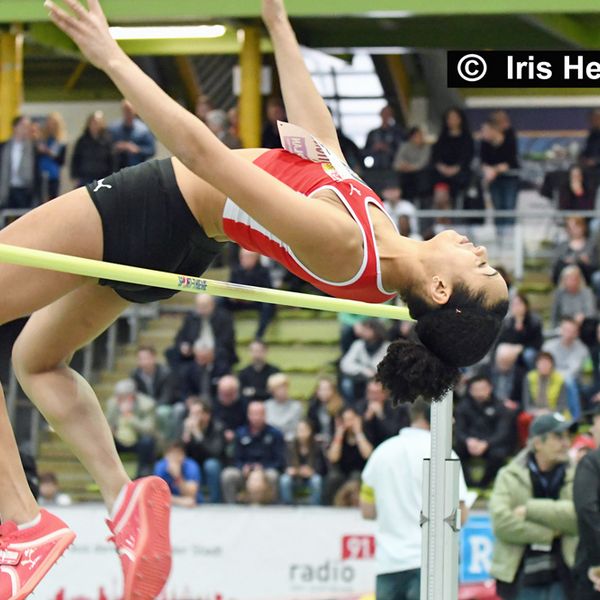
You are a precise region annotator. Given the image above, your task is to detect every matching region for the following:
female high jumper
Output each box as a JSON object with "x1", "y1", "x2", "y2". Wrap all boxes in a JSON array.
[{"x1": 0, "y1": 0, "x2": 508, "y2": 598}]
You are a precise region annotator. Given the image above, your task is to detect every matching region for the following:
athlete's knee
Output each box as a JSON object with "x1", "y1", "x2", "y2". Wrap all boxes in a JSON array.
[{"x1": 11, "y1": 333, "x2": 67, "y2": 380}]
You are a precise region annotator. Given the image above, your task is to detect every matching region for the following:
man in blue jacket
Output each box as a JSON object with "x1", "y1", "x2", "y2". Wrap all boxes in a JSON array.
[{"x1": 221, "y1": 401, "x2": 285, "y2": 503}]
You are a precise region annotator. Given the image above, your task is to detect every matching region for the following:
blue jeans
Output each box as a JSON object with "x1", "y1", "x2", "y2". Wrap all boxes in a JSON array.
[
  {"x1": 563, "y1": 375, "x2": 582, "y2": 419},
  {"x1": 203, "y1": 458, "x2": 223, "y2": 503},
  {"x1": 491, "y1": 175, "x2": 519, "y2": 227},
  {"x1": 515, "y1": 582, "x2": 568, "y2": 600},
  {"x1": 376, "y1": 569, "x2": 420, "y2": 600},
  {"x1": 279, "y1": 473, "x2": 322, "y2": 505}
]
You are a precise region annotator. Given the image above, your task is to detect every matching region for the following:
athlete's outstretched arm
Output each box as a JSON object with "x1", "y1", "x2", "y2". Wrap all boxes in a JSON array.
[
  {"x1": 44, "y1": 0, "x2": 357, "y2": 256},
  {"x1": 262, "y1": 0, "x2": 344, "y2": 160}
]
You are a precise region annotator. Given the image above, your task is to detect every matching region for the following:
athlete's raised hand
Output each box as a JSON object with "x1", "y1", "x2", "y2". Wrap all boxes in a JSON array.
[
  {"x1": 44, "y1": 0, "x2": 123, "y2": 70},
  {"x1": 261, "y1": 0, "x2": 289, "y2": 29}
]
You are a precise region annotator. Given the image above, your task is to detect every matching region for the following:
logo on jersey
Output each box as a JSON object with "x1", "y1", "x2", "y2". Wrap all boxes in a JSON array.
[
  {"x1": 93, "y1": 178, "x2": 113, "y2": 192},
  {"x1": 322, "y1": 162, "x2": 344, "y2": 182}
]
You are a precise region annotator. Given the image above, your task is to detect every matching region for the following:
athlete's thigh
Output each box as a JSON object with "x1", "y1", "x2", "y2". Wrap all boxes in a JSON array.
[
  {"x1": 12, "y1": 281, "x2": 129, "y2": 373},
  {"x1": 0, "y1": 187, "x2": 103, "y2": 325}
]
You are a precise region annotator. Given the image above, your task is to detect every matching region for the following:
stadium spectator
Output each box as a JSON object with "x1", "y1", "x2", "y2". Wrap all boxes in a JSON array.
[
  {"x1": 339, "y1": 319, "x2": 390, "y2": 403},
  {"x1": 491, "y1": 110, "x2": 518, "y2": 154},
  {"x1": 489, "y1": 343, "x2": 526, "y2": 411},
  {"x1": 37, "y1": 112, "x2": 67, "y2": 201},
  {"x1": 580, "y1": 108, "x2": 600, "y2": 173},
  {"x1": 154, "y1": 441, "x2": 202, "y2": 507},
  {"x1": 338, "y1": 313, "x2": 368, "y2": 355},
  {"x1": 398, "y1": 214, "x2": 422, "y2": 241},
  {"x1": 181, "y1": 396, "x2": 225, "y2": 503},
  {"x1": 431, "y1": 107, "x2": 474, "y2": 205},
  {"x1": 357, "y1": 379, "x2": 409, "y2": 447},
  {"x1": 307, "y1": 375, "x2": 344, "y2": 447},
  {"x1": 552, "y1": 217, "x2": 596, "y2": 287},
  {"x1": 569, "y1": 433, "x2": 596, "y2": 465},
  {"x1": 497, "y1": 292, "x2": 544, "y2": 369},
  {"x1": 130, "y1": 345, "x2": 173, "y2": 407},
  {"x1": 221, "y1": 401, "x2": 286, "y2": 503},
  {"x1": 179, "y1": 339, "x2": 224, "y2": 401},
  {"x1": 336, "y1": 125, "x2": 363, "y2": 173},
  {"x1": 38, "y1": 472, "x2": 72, "y2": 507},
  {"x1": 325, "y1": 407, "x2": 374, "y2": 505},
  {"x1": 523, "y1": 351, "x2": 570, "y2": 417},
  {"x1": 393, "y1": 125, "x2": 431, "y2": 202},
  {"x1": 261, "y1": 97, "x2": 286, "y2": 148},
  {"x1": 363, "y1": 104, "x2": 404, "y2": 170},
  {"x1": 205, "y1": 108, "x2": 241, "y2": 149},
  {"x1": 361, "y1": 399, "x2": 469, "y2": 600},
  {"x1": 227, "y1": 106, "x2": 240, "y2": 142},
  {"x1": 243, "y1": 468, "x2": 276, "y2": 505},
  {"x1": 559, "y1": 165, "x2": 595, "y2": 211},
  {"x1": 551, "y1": 265, "x2": 596, "y2": 329},
  {"x1": 105, "y1": 378, "x2": 157, "y2": 477},
  {"x1": 212, "y1": 375, "x2": 247, "y2": 453},
  {"x1": 109, "y1": 99, "x2": 156, "y2": 170},
  {"x1": 381, "y1": 183, "x2": 419, "y2": 235},
  {"x1": 238, "y1": 339, "x2": 280, "y2": 402},
  {"x1": 70, "y1": 111, "x2": 114, "y2": 187},
  {"x1": 479, "y1": 118, "x2": 520, "y2": 228},
  {"x1": 221, "y1": 248, "x2": 276, "y2": 339},
  {"x1": 194, "y1": 94, "x2": 213, "y2": 123},
  {"x1": 279, "y1": 419, "x2": 326, "y2": 505},
  {"x1": 573, "y1": 404, "x2": 600, "y2": 599},
  {"x1": 166, "y1": 293, "x2": 237, "y2": 376},
  {"x1": 264, "y1": 373, "x2": 302, "y2": 442},
  {"x1": 455, "y1": 374, "x2": 513, "y2": 488},
  {"x1": 490, "y1": 413, "x2": 577, "y2": 600},
  {"x1": 0, "y1": 115, "x2": 41, "y2": 209}
]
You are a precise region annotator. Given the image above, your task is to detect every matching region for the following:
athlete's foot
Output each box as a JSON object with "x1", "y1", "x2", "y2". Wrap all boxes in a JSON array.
[
  {"x1": 0, "y1": 509, "x2": 76, "y2": 600},
  {"x1": 106, "y1": 476, "x2": 172, "y2": 600}
]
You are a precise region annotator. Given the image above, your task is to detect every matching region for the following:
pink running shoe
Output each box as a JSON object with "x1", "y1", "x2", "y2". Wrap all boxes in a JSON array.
[
  {"x1": 106, "y1": 476, "x2": 172, "y2": 600},
  {"x1": 0, "y1": 509, "x2": 75, "y2": 600}
]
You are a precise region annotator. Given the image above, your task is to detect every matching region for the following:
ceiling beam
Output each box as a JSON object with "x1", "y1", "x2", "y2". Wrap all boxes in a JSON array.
[
  {"x1": 2, "y1": 0, "x2": 600, "y2": 24},
  {"x1": 523, "y1": 14, "x2": 600, "y2": 48}
]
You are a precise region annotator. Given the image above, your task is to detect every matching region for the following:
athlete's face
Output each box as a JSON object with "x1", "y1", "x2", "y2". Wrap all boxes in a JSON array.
[{"x1": 428, "y1": 230, "x2": 508, "y2": 307}]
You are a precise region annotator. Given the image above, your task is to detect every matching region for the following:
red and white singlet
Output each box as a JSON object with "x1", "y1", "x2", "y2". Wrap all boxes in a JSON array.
[{"x1": 222, "y1": 122, "x2": 398, "y2": 304}]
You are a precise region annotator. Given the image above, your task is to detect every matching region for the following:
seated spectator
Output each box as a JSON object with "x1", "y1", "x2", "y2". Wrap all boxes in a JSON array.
[
  {"x1": 357, "y1": 379, "x2": 409, "y2": 446},
  {"x1": 489, "y1": 343, "x2": 526, "y2": 411},
  {"x1": 179, "y1": 339, "x2": 224, "y2": 401},
  {"x1": 543, "y1": 317, "x2": 589, "y2": 417},
  {"x1": 339, "y1": 319, "x2": 390, "y2": 403},
  {"x1": 221, "y1": 401, "x2": 286, "y2": 504},
  {"x1": 523, "y1": 352, "x2": 569, "y2": 417},
  {"x1": 261, "y1": 97, "x2": 286, "y2": 148},
  {"x1": 559, "y1": 165, "x2": 595, "y2": 211},
  {"x1": 325, "y1": 407, "x2": 374, "y2": 505},
  {"x1": 70, "y1": 110, "x2": 113, "y2": 187},
  {"x1": 242, "y1": 468, "x2": 276, "y2": 505},
  {"x1": 393, "y1": 125, "x2": 431, "y2": 202},
  {"x1": 496, "y1": 292, "x2": 544, "y2": 369},
  {"x1": 381, "y1": 183, "x2": 419, "y2": 235},
  {"x1": 154, "y1": 441, "x2": 202, "y2": 507},
  {"x1": 423, "y1": 182, "x2": 454, "y2": 239},
  {"x1": 109, "y1": 99, "x2": 156, "y2": 170},
  {"x1": 569, "y1": 433, "x2": 596, "y2": 465},
  {"x1": 265, "y1": 373, "x2": 303, "y2": 442},
  {"x1": 550, "y1": 265, "x2": 596, "y2": 329},
  {"x1": 455, "y1": 375, "x2": 513, "y2": 488},
  {"x1": 551, "y1": 216, "x2": 596, "y2": 286},
  {"x1": 105, "y1": 379, "x2": 157, "y2": 477},
  {"x1": 181, "y1": 396, "x2": 226, "y2": 503},
  {"x1": 238, "y1": 339, "x2": 280, "y2": 402},
  {"x1": 307, "y1": 375, "x2": 344, "y2": 447},
  {"x1": 431, "y1": 107, "x2": 474, "y2": 205},
  {"x1": 398, "y1": 214, "x2": 423, "y2": 241},
  {"x1": 479, "y1": 118, "x2": 520, "y2": 229},
  {"x1": 363, "y1": 104, "x2": 404, "y2": 170},
  {"x1": 205, "y1": 108, "x2": 241, "y2": 149},
  {"x1": 280, "y1": 419, "x2": 326, "y2": 505},
  {"x1": 490, "y1": 413, "x2": 577, "y2": 600},
  {"x1": 337, "y1": 313, "x2": 368, "y2": 355},
  {"x1": 221, "y1": 248, "x2": 276, "y2": 339},
  {"x1": 212, "y1": 375, "x2": 247, "y2": 456},
  {"x1": 38, "y1": 472, "x2": 72, "y2": 507},
  {"x1": 580, "y1": 108, "x2": 600, "y2": 173},
  {"x1": 37, "y1": 112, "x2": 67, "y2": 202},
  {"x1": 166, "y1": 293, "x2": 237, "y2": 376},
  {"x1": 0, "y1": 115, "x2": 41, "y2": 209}
]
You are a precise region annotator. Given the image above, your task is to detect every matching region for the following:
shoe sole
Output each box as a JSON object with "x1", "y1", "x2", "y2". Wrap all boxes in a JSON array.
[
  {"x1": 9, "y1": 529, "x2": 76, "y2": 600},
  {"x1": 125, "y1": 476, "x2": 172, "y2": 600}
]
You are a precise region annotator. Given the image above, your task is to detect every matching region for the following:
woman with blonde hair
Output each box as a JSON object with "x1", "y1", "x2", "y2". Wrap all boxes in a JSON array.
[
  {"x1": 307, "y1": 375, "x2": 345, "y2": 446},
  {"x1": 37, "y1": 111, "x2": 67, "y2": 201},
  {"x1": 550, "y1": 264, "x2": 596, "y2": 328}
]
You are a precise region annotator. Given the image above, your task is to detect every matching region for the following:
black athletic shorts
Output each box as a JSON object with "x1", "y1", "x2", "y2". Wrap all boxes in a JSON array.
[{"x1": 86, "y1": 158, "x2": 224, "y2": 303}]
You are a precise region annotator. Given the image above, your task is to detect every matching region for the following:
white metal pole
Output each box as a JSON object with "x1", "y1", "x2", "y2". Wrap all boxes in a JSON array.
[{"x1": 420, "y1": 391, "x2": 461, "y2": 600}]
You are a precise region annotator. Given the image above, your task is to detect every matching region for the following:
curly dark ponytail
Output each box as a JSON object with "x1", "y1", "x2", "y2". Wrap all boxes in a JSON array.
[{"x1": 377, "y1": 283, "x2": 508, "y2": 404}]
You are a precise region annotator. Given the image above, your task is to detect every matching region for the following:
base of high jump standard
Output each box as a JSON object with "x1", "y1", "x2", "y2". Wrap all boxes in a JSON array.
[{"x1": 420, "y1": 391, "x2": 460, "y2": 600}]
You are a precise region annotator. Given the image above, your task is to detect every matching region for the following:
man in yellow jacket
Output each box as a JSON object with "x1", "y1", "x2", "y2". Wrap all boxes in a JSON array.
[{"x1": 490, "y1": 413, "x2": 578, "y2": 600}]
